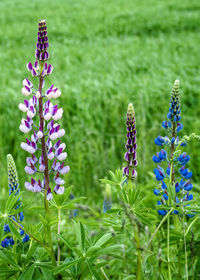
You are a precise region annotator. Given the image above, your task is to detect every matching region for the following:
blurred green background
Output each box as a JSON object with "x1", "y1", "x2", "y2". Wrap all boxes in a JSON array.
[{"x1": 0, "y1": 0, "x2": 200, "y2": 201}]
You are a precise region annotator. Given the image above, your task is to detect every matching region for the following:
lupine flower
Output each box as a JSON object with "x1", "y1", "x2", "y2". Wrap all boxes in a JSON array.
[
  {"x1": 124, "y1": 103, "x2": 138, "y2": 180},
  {"x1": 1, "y1": 155, "x2": 29, "y2": 248},
  {"x1": 152, "y1": 80, "x2": 194, "y2": 216},
  {"x1": 103, "y1": 184, "x2": 112, "y2": 213},
  {"x1": 19, "y1": 20, "x2": 70, "y2": 201}
]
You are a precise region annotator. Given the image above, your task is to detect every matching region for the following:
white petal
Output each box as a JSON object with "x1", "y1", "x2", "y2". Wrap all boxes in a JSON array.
[
  {"x1": 49, "y1": 133, "x2": 58, "y2": 141},
  {"x1": 53, "y1": 90, "x2": 61, "y2": 99},
  {"x1": 37, "y1": 131, "x2": 43, "y2": 138},
  {"x1": 44, "y1": 112, "x2": 51, "y2": 121},
  {"x1": 57, "y1": 129, "x2": 65, "y2": 138},
  {"x1": 19, "y1": 103, "x2": 28, "y2": 112},
  {"x1": 57, "y1": 152, "x2": 67, "y2": 161},
  {"x1": 36, "y1": 91, "x2": 41, "y2": 98},
  {"x1": 21, "y1": 142, "x2": 28, "y2": 151},
  {"x1": 22, "y1": 87, "x2": 31, "y2": 96},
  {"x1": 27, "y1": 146, "x2": 36, "y2": 154},
  {"x1": 19, "y1": 125, "x2": 30, "y2": 134},
  {"x1": 27, "y1": 111, "x2": 36, "y2": 119}
]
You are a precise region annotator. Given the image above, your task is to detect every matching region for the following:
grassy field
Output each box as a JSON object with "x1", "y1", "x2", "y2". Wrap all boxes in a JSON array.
[{"x1": 0, "y1": 0, "x2": 200, "y2": 202}]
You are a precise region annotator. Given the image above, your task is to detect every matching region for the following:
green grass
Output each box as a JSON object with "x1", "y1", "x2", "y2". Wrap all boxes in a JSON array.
[{"x1": 0, "y1": 0, "x2": 200, "y2": 200}]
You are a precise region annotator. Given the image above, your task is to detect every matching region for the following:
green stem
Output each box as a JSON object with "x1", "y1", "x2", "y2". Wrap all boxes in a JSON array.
[
  {"x1": 142, "y1": 208, "x2": 173, "y2": 259},
  {"x1": 57, "y1": 207, "x2": 61, "y2": 265},
  {"x1": 135, "y1": 228, "x2": 141, "y2": 280},
  {"x1": 167, "y1": 214, "x2": 171, "y2": 280},
  {"x1": 183, "y1": 215, "x2": 188, "y2": 280}
]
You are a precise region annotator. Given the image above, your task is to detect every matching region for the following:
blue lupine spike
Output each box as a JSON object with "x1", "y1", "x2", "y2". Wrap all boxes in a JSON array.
[{"x1": 153, "y1": 80, "x2": 194, "y2": 218}]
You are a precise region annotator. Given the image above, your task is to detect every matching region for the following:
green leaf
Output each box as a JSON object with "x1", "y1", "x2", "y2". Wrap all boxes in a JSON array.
[
  {"x1": 60, "y1": 197, "x2": 86, "y2": 210},
  {"x1": 53, "y1": 258, "x2": 81, "y2": 275},
  {"x1": 94, "y1": 233, "x2": 112, "y2": 247},
  {"x1": 0, "y1": 250, "x2": 21, "y2": 270},
  {"x1": 80, "y1": 222, "x2": 85, "y2": 251},
  {"x1": 86, "y1": 259, "x2": 102, "y2": 280},
  {"x1": 0, "y1": 218, "x2": 5, "y2": 243},
  {"x1": 8, "y1": 219, "x2": 22, "y2": 241},
  {"x1": 18, "y1": 265, "x2": 35, "y2": 280},
  {"x1": 0, "y1": 267, "x2": 18, "y2": 278},
  {"x1": 56, "y1": 234, "x2": 73, "y2": 250},
  {"x1": 40, "y1": 267, "x2": 55, "y2": 280},
  {"x1": 5, "y1": 190, "x2": 21, "y2": 213}
]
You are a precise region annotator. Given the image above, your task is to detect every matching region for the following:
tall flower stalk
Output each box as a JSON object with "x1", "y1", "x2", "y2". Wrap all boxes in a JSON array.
[
  {"x1": 123, "y1": 103, "x2": 141, "y2": 279},
  {"x1": 124, "y1": 103, "x2": 138, "y2": 186},
  {"x1": 19, "y1": 20, "x2": 69, "y2": 264},
  {"x1": 153, "y1": 80, "x2": 194, "y2": 279}
]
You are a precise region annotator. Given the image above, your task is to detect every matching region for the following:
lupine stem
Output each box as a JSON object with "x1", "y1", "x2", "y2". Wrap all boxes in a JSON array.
[
  {"x1": 38, "y1": 74, "x2": 50, "y2": 214},
  {"x1": 142, "y1": 208, "x2": 173, "y2": 259},
  {"x1": 38, "y1": 66, "x2": 55, "y2": 265},
  {"x1": 167, "y1": 214, "x2": 171, "y2": 280},
  {"x1": 57, "y1": 207, "x2": 61, "y2": 265},
  {"x1": 183, "y1": 214, "x2": 189, "y2": 280}
]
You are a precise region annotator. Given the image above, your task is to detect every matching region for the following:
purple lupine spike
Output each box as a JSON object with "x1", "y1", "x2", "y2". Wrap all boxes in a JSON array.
[
  {"x1": 19, "y1": 20, "x2": 69, "y2": 203},
  {"x1": 36, "y1": 20, "x2": 49, "y2": 62},
  {"x1": 124, "y1": 103, "x2": 137, "y2": 180}
]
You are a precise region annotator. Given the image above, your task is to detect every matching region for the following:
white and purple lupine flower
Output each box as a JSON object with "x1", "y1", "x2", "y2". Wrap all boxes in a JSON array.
[
  {"x1": 152, "y1": 80, "x2": 194, "y2": 217},
  {"x1": 124, "y1": 103, "x2": 138, "y2": 180},
  {"x1": 19, "y1": 20, "x2": 69, "y2": 201}
]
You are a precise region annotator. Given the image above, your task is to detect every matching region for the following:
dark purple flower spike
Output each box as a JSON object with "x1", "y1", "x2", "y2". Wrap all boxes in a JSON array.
[{"x1": 124, "y1": 103, "x2": 138, "y2": 181}]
